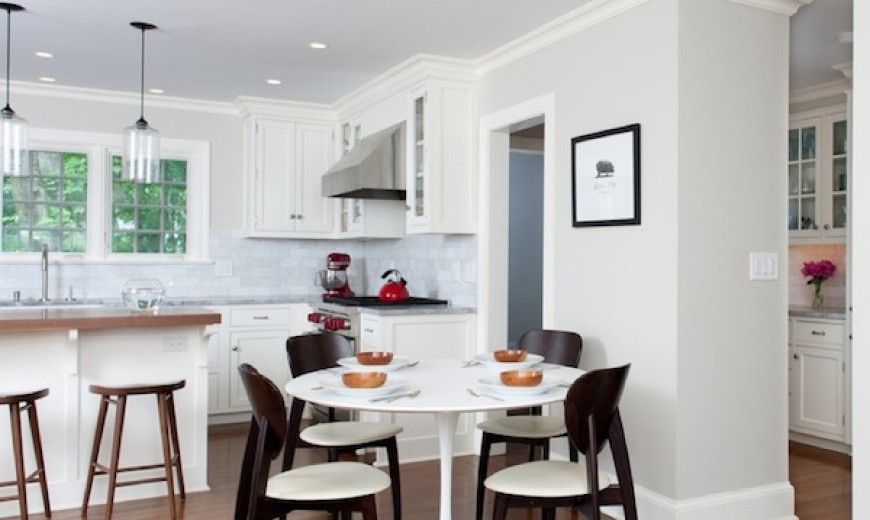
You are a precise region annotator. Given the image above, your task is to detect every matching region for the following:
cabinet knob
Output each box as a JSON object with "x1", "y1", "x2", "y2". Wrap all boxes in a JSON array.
[
  {"x1": 232, "y1": 345, "x2": 240, "y2": 352},
  {"x1": 297, "y1": 214, "x2": 303, "y2": 220},
  {"x1": 811, "y1": 330, "x2": 826, "y2": 336},
  {"x1": 793, "y1": 353, "x2": 799, "y2": 360},
  {"x1": 823, "y1": 223, "x2": 831, "y2": 230}
]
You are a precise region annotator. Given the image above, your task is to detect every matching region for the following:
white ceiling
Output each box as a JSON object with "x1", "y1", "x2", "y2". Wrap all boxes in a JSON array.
[{"x1": 3, "y1": 0, "x2": 853, "y2": 105}]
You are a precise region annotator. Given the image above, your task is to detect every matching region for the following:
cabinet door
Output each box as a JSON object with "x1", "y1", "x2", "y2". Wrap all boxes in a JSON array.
[
  {"x1": 228, "y1": 329, "x2": 292, "y2": 409},
  {"x1": 790, "y1": 345, "x2": 845, "y2": 440},
  {"x1": 296, "y1": 123, "x2": 335, "y2": 233},
  {"x1": 788, "y1": 119, "x2": 820, "y2": 236},
  {"x1": 255, "y1": 120, "x2": 298, "y2": 232}
]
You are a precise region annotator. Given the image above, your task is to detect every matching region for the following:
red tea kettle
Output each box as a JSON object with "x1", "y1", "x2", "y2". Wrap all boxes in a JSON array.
[{"x1": 379, "y1": 269, "x2": 410, "y2": 302}]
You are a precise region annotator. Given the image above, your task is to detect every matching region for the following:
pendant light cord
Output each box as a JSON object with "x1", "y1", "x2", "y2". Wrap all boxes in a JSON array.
[
  {"x1": 138, "y1": 25, "x2": 145, "y2": 123},
  {"x1": 4, "y1": 7, "x2": 11, "y2": 111}
]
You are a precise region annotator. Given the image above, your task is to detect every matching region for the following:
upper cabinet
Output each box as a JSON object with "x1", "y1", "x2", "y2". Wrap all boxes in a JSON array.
[
  {"x1": 406, "y1": 80, "x2": 477, "y2": 234},
  {"x1": 788, "y1": 107, "x2": 848, "y2": 242},
  {"x1": 243, "y1": 115, "x2": 336, "y2": 238}
]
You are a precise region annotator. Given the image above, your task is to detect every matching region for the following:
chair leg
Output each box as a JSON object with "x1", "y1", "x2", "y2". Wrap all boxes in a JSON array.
[
  {"x1": 609, "y1": 411, "x2": 638, "y2": 520},
  {"x1": 385, "y1": 438, "x2": 402, "y2": 520},
  {"x1": 27, "y1": 400, "x2": 51, "y2": 517},
  {"x1": 82, "y1": 395, "x2": 110, "y2": 514},
  {"x1": 9, "y1": 402, "x2": 28, "y2": 519},
  {"x1": 360, "y1": 495, "x2": 378, "y2": 520},
  {"x1": 492, "y1": 493, "x2": 509, "y2": 520},
  {"x1": 476, "y1": 433, "x2": 494, "y2": 520},
  {"x1": 156, "y1": 393, "x2": 178, "y2": 520},
  {"x1": 104, "y1": 395, "x2": 128, "y2": 520},
  {"x1": 165, "y1": 392, "x2": 186, "y2": 498}
]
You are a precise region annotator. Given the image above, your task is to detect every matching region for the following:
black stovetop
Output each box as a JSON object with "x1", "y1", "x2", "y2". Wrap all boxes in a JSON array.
[{"x1": 323, "y1": 296, "x2": 448, "y2": 307}]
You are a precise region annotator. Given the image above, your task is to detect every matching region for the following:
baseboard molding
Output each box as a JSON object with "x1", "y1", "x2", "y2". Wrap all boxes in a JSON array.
[
  {"x1": 789, "y1": 431, "x2": 852, "y2": 455},
  {"x1": 602, "y1": 481, "x2": 795, "y2": 520}
]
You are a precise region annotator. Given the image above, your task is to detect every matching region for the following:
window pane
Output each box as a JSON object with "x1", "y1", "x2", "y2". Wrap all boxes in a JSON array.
[
  {"x1": 788, "y1": 129, "x2": 799, "y2": 161},
  {"x1": 788, "y1": 165, "x2": 799, "y2": 195},
  {"x1": 64, "y1": 153, "x2": 88, "y2": 176},
  {"x1": 800, "y1": 163, "x2": 816, "y2": 194},
  {"x1": 832, "y1": 120, "x2": 847, "y2": 156},
  {"x1": 4, "y1": 177, "x2": 30, "y2": 201},
  {"x1": 63, "y1": 179, "x2": 88, "y2": 203},
  {"x1": 61, "y1": 231, "x2": 86, "y2": 253},
  {"x1": 832, "y1": 158, "x2": 847, "y2": 192},
  {"x1": 801, "y1": 127, "x2": 816, "y2": 160},
  {"x1": 800, "y1": 198, "x2": 816, "y2": 230},
  {"x1": 110, "y1": 155, "x2": 188, "y2": 255},
  {"x1": 2, "y1": 229, "x2": 26, "y2": 251},
  {"x1": 788, "y1": 199, "x2": 798, "y2": 230},
  {"x1": 832, "y1": 194, "x2": 847, "y2": 229},
  {"x1": 31, "y1": 151, "x2": 62, "y2": 177}
]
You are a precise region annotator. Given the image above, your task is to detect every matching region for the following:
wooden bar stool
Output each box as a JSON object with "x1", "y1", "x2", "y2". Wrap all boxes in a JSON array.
[
  {"x1": 82, "y1": 380, "x2": 186, "y2": 519},
  {"x1": 0, "y1": 388, "x2": 51, "y2": 519}
]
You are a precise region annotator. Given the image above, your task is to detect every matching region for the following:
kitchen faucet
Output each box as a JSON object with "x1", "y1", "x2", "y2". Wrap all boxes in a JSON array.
[{"x1": 41, "y1": 244, "x2": 49, "y2": 302}]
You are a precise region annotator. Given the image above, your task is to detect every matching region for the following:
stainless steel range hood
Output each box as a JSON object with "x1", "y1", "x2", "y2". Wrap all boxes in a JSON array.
[{"x1": 321, "y1": 122, "x2": 406, "y2": 200}]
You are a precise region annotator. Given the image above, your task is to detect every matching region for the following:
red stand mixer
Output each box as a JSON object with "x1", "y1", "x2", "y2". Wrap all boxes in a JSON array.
[{"x1": 315, "y1": 252, "x2": 354, "y2": 298}]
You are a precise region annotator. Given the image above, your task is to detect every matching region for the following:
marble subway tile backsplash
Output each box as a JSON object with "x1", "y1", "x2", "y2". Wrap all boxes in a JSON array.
[{"x1": 0, "y1": 230, "x2": 478, "y2": 308}]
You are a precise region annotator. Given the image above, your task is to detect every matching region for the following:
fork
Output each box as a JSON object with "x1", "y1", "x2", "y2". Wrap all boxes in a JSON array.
[
  {"x1": 466, "y1": 387, "x2": 504, "y2": 401},
  {"x1": 370, "y1": 389, "x2": 421, "y2": 403}
]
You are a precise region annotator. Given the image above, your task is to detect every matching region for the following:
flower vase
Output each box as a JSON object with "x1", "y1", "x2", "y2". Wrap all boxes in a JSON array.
[{"x1": 812, "y1": 284, "x2": 824, "y2": 310}]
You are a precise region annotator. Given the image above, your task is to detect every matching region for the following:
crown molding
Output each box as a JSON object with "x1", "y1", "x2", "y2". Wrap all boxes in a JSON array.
[
  {"x1": 331, "y1": 54, "x2": 477, "y2": 121},
  {"x1": 789, "y1": 78, "x2": 850, "y2": 105},
  {"x1": 728, "y1": 0, "x2": 813, "y2": 16},
  {"x1": 475, "y1": 0, "x2": 650, "y2": 76},
  {"x1": 18, "y1": 80, "x2": 238, "y2": 116},
  {"x1": 233, "y1": 96, "x2": 335, "y2": 123}
]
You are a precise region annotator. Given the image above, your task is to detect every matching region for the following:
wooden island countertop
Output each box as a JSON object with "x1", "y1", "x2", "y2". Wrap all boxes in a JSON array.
[{"x1": 0, "y1": 305, "x2": 221, "y2": 332}]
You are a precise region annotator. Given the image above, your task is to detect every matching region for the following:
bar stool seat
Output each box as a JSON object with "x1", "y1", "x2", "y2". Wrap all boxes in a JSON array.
[
  {"x1": 82, "y1": 380, "x2": 186, "y2": 519},
  {"x1": 0, "y1": 388, "x2": 51, "y2": 519}
]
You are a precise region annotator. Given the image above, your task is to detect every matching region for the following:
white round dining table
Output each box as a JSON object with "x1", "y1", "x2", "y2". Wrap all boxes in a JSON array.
[{"x1": 284, "y1": 357, "x2": 584, "y2": 520}]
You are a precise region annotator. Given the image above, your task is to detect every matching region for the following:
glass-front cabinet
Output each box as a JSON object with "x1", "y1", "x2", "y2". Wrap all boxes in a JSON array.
[
  {"x1": 788, "y1": 109, "x2": 848, "y2": 241},
  {"x1": 339, "y1": 122, "x2": 364, "y2": 234}
]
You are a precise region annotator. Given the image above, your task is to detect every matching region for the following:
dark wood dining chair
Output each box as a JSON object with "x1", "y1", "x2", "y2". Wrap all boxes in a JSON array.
[
  {"x1": 475, "y1": 329, "x2": 583, "y2": 520},
  {"x1": 484, "y1": 364, "x2": 638, "y2": 520},
  {"x1": 283, "y1": 332, "x2": 403, "y2": 520},
  {"x1": 235, "y1": 363, "x2": 390, "y2": 520}
]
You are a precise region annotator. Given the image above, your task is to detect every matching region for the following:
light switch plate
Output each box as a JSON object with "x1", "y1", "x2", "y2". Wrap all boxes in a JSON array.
[{"x1": 749, "y1": 252, "x2": 778, "y2": 281}]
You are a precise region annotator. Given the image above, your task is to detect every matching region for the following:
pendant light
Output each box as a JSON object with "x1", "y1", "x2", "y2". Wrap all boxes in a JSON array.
[
  {"x1": 122, "y1": 22, "x2": 159, "y2": 183},
  {"x1": 0, "y1": 3, "x2": 27, "y2": 176}
]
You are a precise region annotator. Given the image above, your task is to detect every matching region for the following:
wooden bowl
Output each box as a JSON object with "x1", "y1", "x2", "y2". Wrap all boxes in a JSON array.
[
  {"x1": 356, "y1": 351, "x2": 394, "y2": 366},
  {"x1": 500, "y1": 369, "x2": 543, "y2": 387},
  {"x1": 492, "y1": 349, "x2": 528, "y2": 363},
  {"x1": 342, "y1": 371, "x2": 388, "y2": 388}
]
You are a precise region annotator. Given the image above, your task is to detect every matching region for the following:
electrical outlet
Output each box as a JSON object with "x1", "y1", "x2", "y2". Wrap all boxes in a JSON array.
[{"x1": 163, "y1": 337, "x2": 187, "y2": 352}]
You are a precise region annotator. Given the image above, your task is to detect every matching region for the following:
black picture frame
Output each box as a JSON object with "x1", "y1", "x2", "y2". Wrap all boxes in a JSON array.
[{"x1": 571, "y1": 123, "x2": 641, "y2": 227}]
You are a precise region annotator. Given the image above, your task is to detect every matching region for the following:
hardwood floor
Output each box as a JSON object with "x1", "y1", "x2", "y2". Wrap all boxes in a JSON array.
[{"x1": 30, "y1": 426, "x2": 850, "y2": 519}]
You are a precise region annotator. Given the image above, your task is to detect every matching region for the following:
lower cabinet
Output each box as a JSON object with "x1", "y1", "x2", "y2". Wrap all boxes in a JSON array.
[
  {"x1": 788, "y1": 317, "x2": 848, "y2": 443},
  {"x1": 359, "y1": 311, "x2": 477, "y2": 462},
  {"x1": 208, "y1": 303, "x2": 311, "y2": 421}
]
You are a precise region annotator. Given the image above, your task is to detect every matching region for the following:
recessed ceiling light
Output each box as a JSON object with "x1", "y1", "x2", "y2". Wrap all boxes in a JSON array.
[
  {"x1": 35, "y1": 51, "x2": 53, "y2": 59},
  {"x1": 149, "y1": 88, "x2": 164, "y2": 94},
  {"x1": 266, "y1": 79, "x2": 282, "y2": 85},
  {"x1": 38, "y1": 76, "x2": 56, "y2": 83},
  {"x1": 309, "y1": 42, "x2": 327, "y2": 50}
]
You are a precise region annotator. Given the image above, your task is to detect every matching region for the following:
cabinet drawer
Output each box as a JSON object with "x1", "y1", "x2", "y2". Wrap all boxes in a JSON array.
[
  {"x1": 230, "y1": 307, "x2": 291, "y2": 327},
  {"x1": 792, "y1": 320, "x2": 845, "y2": 347}
]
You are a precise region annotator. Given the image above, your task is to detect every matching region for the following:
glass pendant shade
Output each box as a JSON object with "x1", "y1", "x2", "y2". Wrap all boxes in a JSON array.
[
  {"x1": 122, "y1": 117, "x2": 159, "y2": 182},
  {"x1": 0, "y1": 105, "x2": 27, "y2": 175}
]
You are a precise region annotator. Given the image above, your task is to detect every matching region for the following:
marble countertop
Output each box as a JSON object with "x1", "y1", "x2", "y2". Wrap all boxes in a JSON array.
[{"x1": 789, "y1": 306, "x2": 847, "y2": 320}]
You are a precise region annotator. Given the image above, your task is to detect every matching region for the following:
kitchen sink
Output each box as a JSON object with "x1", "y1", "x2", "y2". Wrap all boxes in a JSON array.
[{"x1": 0, "y1": 299, "x2": 112, "y2": 309}]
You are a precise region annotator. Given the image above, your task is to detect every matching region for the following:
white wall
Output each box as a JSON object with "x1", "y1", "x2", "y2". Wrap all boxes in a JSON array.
[
  {"x1": 850, "y1": 0, "x2": 868, "y2": 517},
  {"x1": 477, "y1": 0, "x2": 790, "y2": 516}
]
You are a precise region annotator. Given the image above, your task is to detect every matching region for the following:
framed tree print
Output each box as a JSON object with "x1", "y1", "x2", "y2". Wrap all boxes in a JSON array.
[{"x1": 571, "y1": 123, "x2": 641, "y2": 227}]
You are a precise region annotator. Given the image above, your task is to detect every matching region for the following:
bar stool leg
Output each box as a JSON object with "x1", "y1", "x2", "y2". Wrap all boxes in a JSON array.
[
  {"x1": 82, "y1": 395, "x2": 111, "y2": 514},
  {"x1": 104, "y1": 395, "x2": 128, "y2": 520},
  {"x1": 9, "y1": 402, "x2": 28, "y2": 519},
  {"x1": 165, "y1": 392, "x2": 186, "y2": 498},
  {"x1": 26, "y1": 401, "x2": 51, "y2": 517},
  {"x1": 156, "y1": 393, "x2": 177, "y2": 519}
]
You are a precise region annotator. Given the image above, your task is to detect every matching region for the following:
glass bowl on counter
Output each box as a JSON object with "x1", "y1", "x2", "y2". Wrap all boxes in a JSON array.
[{"x1": 121, "y1": 278, "x2": 165, "y2": 312}]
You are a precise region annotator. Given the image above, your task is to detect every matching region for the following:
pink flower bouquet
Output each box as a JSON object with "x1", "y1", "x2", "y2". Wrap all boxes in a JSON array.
[{"x1": 801, "y1": 259, "x2": 836, "y2": 309}]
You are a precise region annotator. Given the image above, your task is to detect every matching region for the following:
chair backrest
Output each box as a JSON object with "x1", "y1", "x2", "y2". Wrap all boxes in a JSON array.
[
  {"x1": 236, "y1": 363, "x2": 289, "y2": 519},
  {"x1": 518, "y1": 329, "x2": 583, "y2": 367},
  {"x1": 564, "y1": 364, "x2": 630, "y2": 456},
  {"x1": 286, "y1": 332, "x2": 354, "y2": 377}
]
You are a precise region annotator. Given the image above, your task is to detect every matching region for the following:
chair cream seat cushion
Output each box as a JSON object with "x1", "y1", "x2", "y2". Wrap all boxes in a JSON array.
[
  {"x1": 477, "y1": 415, "x2": 567, "y2": 438},
  {"x1": 300, "y1": 421, "x2": 403, "y2": 446},
  {"x1": 484, "y1": 460, "x2": 612, "y2": 498},
  {"x1": 267, "y1": 461, "x2": 390, "y2": 501}
]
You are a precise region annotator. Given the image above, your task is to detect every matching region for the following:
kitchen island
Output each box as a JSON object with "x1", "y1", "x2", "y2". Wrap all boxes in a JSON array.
[{"x1": 0, "y1": 306, "x2": 221, "y2": 518}]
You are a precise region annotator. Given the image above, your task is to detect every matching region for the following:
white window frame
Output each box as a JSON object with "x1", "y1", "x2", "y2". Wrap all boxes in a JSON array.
[{"x1": 0, "y1": 128, "x2": 210, "y2": 264}]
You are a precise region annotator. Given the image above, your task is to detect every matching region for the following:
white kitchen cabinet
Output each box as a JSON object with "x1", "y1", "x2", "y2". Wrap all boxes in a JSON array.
[
  {"x1": 789, "y1": 318, "x2": 848, "y2": 443},
  {"x1": 788, "y1": 107, "x2": 848, "y2": 242},
  {"x1": 209, "y1": 303, "x2": 310, "y2": 421},
  {"x1": 359, "y1": 311, "x2": 477, "y2": 461},
  {"x1": 406, "y1": 81, "x2": 477, "y2": 234},
  {"x1": 245, "y1": 118, "x2": 336, "y2": 238}
]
